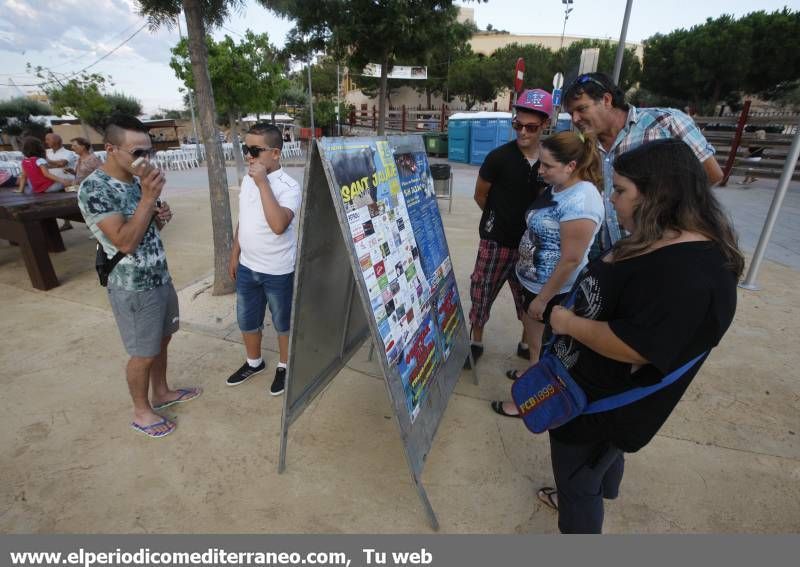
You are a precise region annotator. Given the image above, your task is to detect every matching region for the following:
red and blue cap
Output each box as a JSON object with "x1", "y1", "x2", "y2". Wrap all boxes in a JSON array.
[{"x1": 514, "y1": 88, "x2": 553, "y2": 119}]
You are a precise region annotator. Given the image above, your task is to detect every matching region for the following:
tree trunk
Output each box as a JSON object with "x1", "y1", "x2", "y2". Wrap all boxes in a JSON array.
[
  {"x1": 230, "y1": 109, "x2": 245, "y2": 185},
  {"x1": 183, "y1": 0, "x2": 234, "y2": 295},
  {"x1": 377, "y1": 53, "x2": 389, "y2": 135},
  {"x1": 710, "y1": 80, "x2": 722, "y2": 116},
  {"x1": 426, "y1": 87, "x2": 432, "y2": 110}
]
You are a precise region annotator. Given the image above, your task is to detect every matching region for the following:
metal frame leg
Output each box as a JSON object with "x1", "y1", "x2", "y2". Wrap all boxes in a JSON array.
[
  {"x1": 413, "y1": 473, "x2": 440, "y2": 531},
  {"x1": 448, "y1": 172, "x2": 453, "y2": 213},
  {"x1": 278, "y1": 416, "x2": 289, "y2": 474}
]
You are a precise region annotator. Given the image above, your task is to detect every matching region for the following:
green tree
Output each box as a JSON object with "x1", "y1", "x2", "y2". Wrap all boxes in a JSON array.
[
  {"x1": 104, "y1": 92, "x2": 144, "y2": 117},
  {"x1": 398, "y1": 19, "x2": 475, "y2": 108},
  {"x1": 642, "y1": 15, "x2": 753, "y2": 113},
  {"x1": 446, "y1": 54, "x2": 500, "y2": 110},
  {"x1": 300, "y1": 57, "x2": 339, "y2": 99},
  {"x1": 171, "y1": 31, "x2": 286, "y2": 182},
  {"x1": 299, "y1": 99, "x2": 346, "y2": 132},
  {"x1": 265, "y1": 0, "x2": 481, "y2": 135},
  {"x1": 740, "y1": 9, "x2": 800, "y2": 97},
  {"x1": 0, "y1": 97, "x2": 53, "y2": 148},
  {"x1": 489, "y1": 43, "x2": 558, "y2": 93},
  {"x1": 34, "y1": 71, "x2": 111, "y2": 138},
  {"x1": 137, "y1": 0, "x2": 246, "y2": 295},
  {"x1": 32, "y1": 69, "x2": 145, "y2": 136},
  {"x1": 558, "y1": 39, "x2": 641, "y2": 91}
]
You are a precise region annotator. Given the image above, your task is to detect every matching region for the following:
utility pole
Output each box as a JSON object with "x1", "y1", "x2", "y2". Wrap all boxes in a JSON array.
[
  {"x1": 612, "y1": 0, "x2": 634, "y2": 85},
  {"x1": 307, "y1": 60, "x2": 315, "y2": 139},
  {"x1": 560, "y1": 0, "x2": 574, "y2": 50}
]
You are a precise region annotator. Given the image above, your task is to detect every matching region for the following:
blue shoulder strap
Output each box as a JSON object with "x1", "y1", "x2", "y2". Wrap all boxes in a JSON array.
[
  {"x1": 542, "y1": 252, "x2": 708, "y2": 414},
  {"x1": 583, "y1": 351, "x2": 707, "y2": 414}
]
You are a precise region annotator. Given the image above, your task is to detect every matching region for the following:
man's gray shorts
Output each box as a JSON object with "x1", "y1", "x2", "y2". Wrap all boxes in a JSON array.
[{"x1": 108, "y1": 282, "x2": 180, "y2": 357}]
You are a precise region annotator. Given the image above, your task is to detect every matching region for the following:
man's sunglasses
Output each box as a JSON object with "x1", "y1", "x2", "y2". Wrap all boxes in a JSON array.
[
  {"x1": 117, "y1": 147, "x2": 155, "y2": 159},
  {"x1": 512, "y1": 120, "x2": 544, "y2": 133},
  {"x1": 242, "y1": 144, "x2": 277, "y2": 158}
]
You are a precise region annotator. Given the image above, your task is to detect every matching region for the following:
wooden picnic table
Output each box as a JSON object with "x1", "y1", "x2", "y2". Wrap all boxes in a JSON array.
[{"x1": 0, "y1": 191, "x2": 85, "y2": 290}]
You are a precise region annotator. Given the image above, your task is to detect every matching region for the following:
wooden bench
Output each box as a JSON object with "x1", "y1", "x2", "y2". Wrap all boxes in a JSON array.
[{"x1": 0, "y1": 191, "x2": 85, "y2": 290}]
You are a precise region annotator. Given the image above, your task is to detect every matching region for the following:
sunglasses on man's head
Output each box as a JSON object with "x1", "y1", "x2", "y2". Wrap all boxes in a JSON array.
[
  {"x1": 512, "y1": 119, "x2": 543, "y2": 133},
  {"x1": 570, "y1": 74, "x2": 610, "y2": 93},
  {"x1": 242, "y1": 144, "x2": 276, "y2": 158}
]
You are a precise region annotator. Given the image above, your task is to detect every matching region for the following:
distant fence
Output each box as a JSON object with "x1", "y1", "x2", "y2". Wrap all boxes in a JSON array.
[
  {"x1": 694, "y1": 106, "x2": 800, "y2": 184},
  {"x1": 348, "y1": 103, "x2": 508, "y2": 133}
]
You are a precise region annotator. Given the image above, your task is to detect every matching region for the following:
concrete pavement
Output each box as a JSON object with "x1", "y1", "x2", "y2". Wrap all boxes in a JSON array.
[{"x1": 0, "y1": 162, "x2": 798, "y2": 533}]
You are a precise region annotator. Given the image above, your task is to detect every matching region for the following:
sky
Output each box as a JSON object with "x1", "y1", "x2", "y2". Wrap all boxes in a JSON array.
[{"x1": 0, "y1": 0, "x2": 797, "y2": 114}]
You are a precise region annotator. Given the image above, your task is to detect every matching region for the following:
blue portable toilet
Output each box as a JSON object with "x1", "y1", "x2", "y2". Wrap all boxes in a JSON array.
[
  {"x1": 447, "y1": 114, "x2": 472, "y2": 163},
  {"x1": 554, "y1": 112, "x2": 573, "y2": 133},
  {"x1": 468, "y1": 112, "x2": 514, "y2": 165}
]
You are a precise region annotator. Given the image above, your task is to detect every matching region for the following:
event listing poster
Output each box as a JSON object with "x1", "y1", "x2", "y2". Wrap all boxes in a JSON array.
[{"x1": 322, "y1": 137, "x2": 464, "y2": 422}]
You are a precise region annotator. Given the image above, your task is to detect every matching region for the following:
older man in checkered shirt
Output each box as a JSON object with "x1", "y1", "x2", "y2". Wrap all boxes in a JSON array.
[{"x1": 563, "y1": 73, "x2": 723, "y2": 250}]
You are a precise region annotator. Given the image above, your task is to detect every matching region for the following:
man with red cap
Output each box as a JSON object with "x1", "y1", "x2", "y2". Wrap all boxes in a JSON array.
[{"x1": 465, "y1": 88, "x2": 552, "y2": 369}]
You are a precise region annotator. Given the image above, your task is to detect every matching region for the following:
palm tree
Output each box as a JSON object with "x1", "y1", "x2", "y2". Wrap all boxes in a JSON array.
[{"x1": 136, "y1": 0, "x2": 239, "y2": 294}]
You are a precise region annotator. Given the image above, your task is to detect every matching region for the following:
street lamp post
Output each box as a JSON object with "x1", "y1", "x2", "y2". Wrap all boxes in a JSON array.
[
  {"x1": 560, "y1": 0, "x2": 574, "y2": 51},
  {"x1": 612, "y1": 0, "x2": 634, "y2": 84}
]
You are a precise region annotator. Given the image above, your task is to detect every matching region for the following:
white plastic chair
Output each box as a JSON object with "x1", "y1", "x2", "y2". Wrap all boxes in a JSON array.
[
  {"x1": 0, "y1": 161, "x2": 22, "y2": 175},
  {"x1": 154, "y1": 151, "x2": 169, "y2": 170}
]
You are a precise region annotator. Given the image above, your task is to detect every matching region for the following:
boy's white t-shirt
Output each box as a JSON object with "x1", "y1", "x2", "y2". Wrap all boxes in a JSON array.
[{"x1": 238, "y1": 168, "x2": 302, "y2": 275}]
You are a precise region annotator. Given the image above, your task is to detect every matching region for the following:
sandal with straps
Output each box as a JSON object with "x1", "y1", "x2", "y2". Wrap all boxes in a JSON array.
[{"x1": 537, "y1": 487, "x2": 558, "y2": 511}]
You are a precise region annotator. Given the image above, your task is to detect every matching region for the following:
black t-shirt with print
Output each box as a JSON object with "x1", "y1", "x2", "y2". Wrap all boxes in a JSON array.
[
  {"x1": 478, "y1": 141, "x2": 546, "y2": 248},
  {"x1": 549, "y1": 242, "x2": 738, "y2": 452}
]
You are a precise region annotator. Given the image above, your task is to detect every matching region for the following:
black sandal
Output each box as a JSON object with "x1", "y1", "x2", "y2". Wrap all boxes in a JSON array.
[
  {"x1": 490, "y1": 400, "x2": 521, "y2": 418},
  {"x1": 506, "y1": 369, "x2": 520, "y2": 381},
  {"x1": 537, "y1": 487, "x2": 558, "y2": 511}
]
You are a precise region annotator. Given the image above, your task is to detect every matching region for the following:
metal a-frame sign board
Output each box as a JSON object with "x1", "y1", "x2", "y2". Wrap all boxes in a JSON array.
[{"x1": 278, "y1": 136, "x2": 472, "y2": 530}]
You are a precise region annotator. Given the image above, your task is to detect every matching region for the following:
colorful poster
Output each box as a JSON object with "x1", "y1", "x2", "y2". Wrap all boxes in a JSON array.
[
  {"x1": 394, "y1": 151, "x2": 451, "y2": 288},
  {"x1": 322, "y1": 137, "x2": 463, "y2": 422}
]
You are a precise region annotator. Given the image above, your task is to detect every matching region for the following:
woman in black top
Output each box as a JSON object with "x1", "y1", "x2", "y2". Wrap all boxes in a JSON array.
[{"x1": 537, "y1": 139, "x2": 744, "y2": 533}]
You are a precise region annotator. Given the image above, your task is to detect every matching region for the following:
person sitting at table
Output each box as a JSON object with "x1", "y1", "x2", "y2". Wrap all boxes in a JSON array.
[
  {"x1": 16, "y1": 137, "x2": 72, "y2": 194},
  {"x1": 45, "y1": 133, "x2": 77, "y2": 183},
  {"x1": 67, "y1": 137, "x2": 103, "y2": 185}
]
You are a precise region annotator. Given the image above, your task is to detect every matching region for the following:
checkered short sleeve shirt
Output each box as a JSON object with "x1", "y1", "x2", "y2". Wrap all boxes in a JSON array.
[
  {"x1": 598, "y1": 106, "x2": 717, "y2": 246},
  {"x1": 611, "y1": 106, "x2": 715, "y2": 161}
]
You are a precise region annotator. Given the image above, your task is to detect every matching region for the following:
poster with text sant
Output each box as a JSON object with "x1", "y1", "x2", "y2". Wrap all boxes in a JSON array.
[{"x1": 321, "y1": 137, "x2": 463, "y2": 422}]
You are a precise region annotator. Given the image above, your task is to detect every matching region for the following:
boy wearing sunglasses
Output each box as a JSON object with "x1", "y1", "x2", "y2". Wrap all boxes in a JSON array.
[
  {"x1": 226, "y1": 123, "x2": 301, "y2": 396},
  {"x1": 466, "y1": 88, "x2": 552, "y2": 368}
]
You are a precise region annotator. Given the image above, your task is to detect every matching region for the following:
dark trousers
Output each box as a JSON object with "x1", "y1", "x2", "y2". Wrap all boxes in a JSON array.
[{"x1": 549, "y1": 433, "x2": 625, "y2": 534}]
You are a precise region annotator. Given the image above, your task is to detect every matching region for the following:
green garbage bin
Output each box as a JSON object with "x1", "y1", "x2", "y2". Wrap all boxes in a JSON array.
[{"x1": 424, "y1": 133, "x2": 448, "y2": 157}]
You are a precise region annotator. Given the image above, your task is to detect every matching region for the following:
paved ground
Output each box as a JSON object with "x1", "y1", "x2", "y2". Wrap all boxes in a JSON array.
[{"x1": 1, "y1": 159, "x2": 798, "y2": 533}]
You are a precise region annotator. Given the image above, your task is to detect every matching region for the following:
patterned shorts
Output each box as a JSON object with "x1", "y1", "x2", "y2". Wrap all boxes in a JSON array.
[{"x1": 469, "y1": 238, "x2": 525, "y2": 328}]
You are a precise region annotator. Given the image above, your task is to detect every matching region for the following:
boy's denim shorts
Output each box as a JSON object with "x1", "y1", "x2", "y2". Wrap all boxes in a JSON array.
[{"x1": 236, "y1": 264, "x2": 294, "y2": 335}]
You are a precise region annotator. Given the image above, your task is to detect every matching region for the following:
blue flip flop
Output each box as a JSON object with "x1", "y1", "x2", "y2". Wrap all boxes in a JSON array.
[
  {"x1": 152, "y1": 387, "x2": 202, "y2": 411},
  {"x1": 131, "y1": 417, "x2": 176, "y2": 438}
]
